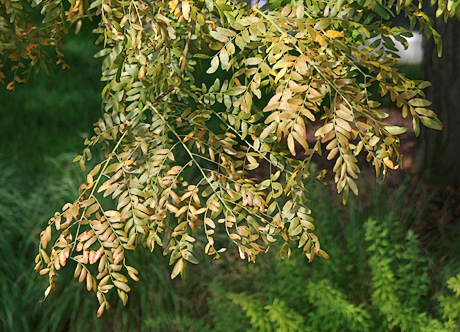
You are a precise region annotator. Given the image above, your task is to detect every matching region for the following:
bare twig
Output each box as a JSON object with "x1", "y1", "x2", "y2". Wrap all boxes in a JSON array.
[
  {"x1": 180, "y1": 20, "x2": 195, "y2": 74},
  {"x1": 149, "y1": 87, "x2": 175, "y2": 104}
]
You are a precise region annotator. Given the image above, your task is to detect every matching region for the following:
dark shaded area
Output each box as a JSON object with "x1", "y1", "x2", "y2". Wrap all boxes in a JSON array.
[
  {"x1": 0, "y1": 28, "x2": 103, "y2": 182},
  {"x1": 417, "y1": 1, "x2": 460, "y2": 186}
]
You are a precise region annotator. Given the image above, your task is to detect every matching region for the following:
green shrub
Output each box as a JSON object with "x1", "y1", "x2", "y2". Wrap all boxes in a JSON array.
[{"x1": 206, "y1": 209, "x2": 460, "y2": 331}]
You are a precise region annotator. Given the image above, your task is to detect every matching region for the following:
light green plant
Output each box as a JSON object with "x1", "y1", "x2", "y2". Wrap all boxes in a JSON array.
[
  {"x1": 439, "y1": 274, "x2": 460, "y2": 328},
  {"x1": 228, "y1": 294, "x2": 306, "y2": 332},
  {"x1": 209, "y1": 217, "x2": 460, "y2": 332}
]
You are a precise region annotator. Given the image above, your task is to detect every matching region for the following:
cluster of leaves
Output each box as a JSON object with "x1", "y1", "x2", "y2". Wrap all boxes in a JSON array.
[
  {"x1": 430, "y1": 0, "x2": 460, "y2": 21},
  {"x1": 7, "y1": 0, "x2": 451, "y2": 314},
  {"x1": 3, "y1": 144, "x2": 459, "y2": 331},
  {"x1": 0, "y1": 0, "x2": 70, "y2": 88},
  {"x1": 206, "y1": 217, "x2": 460, "y2": 332}
]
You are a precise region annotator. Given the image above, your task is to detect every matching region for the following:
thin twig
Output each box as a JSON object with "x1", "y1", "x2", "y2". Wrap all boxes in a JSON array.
[
  {"x1": 180, "y1": 19, "x2": 195, "y2": 74},
  {"x1": 149, "y1": 87, "x2": 175, "y2": 104}
]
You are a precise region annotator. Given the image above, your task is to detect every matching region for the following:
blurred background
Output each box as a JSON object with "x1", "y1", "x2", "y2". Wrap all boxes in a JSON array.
[{"x1": 1, "y1": 6, "x2": 460, "y2": 332}]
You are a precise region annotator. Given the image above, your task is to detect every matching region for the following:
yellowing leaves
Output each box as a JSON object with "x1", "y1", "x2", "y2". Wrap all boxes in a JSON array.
[
  {"x1": 385, "y1": 125, "x2": 408, "y2": 135},
  {"x1": 206, "y1": 57, "x2": 219, "y2": 74},
  {"x1": 315, "y1": 123, "x2": 333, "y2": 137},
  {"x1": 383, "y1": 157, "x2": 395, "y2": 169},
  {"x1": 86, "y1": 174, "x2": 94, "y2": 189},
  {"x1": 274, "y1": 67, "x2": 288, "y2": 83},
  {"x1": 168, "y1": 0, "x2": 179, "y2": 12},
  {"x1": 229, "y1": 233, "x2": 241, "y2": 241},
  {"x1": 316, "y1": 34, "x2": 325, "y2": 46},
  {"x1": 181, "y1": 0, "x2": 190, "y2": 20},
  {"x1": 420, "y1": 116, "x2": 443, "y2": 130},
  {"x1": 260, "y1": 122, "x2": 278, "y2": 140},
  {"x1": 97, "y1": 181, "x2": 111, "y2": 193},
  {"x1": 105, "y1": 210, "x2": 121, "y2": 218},
  {"x1": 324, "y1": 30, "x2": 344, "y2": 39},
  {"x1": 226, "y1": 86, "x2": 246, "y2": 96},
  {"x1": 246, "y1": 57, "x2": 263, "y2": 66},
  {"x1": 204, "y1": 218, "x2": 216, "y2": 228},
  {"x1": 6, "y1": 81, "x2": 14, "y2": 90},
  {"x1": 171, "y1": 258, "x2": 184, "y2": 279}
]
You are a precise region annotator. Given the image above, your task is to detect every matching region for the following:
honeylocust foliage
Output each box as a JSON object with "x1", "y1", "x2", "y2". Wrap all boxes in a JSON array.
[{"x1": 3, "y1": 0, "x2": 447, "y2": 315}]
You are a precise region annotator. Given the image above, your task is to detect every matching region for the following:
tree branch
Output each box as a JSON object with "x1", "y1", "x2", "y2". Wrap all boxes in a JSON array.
[
  {"x1": 149, "y1": 87, "x2": 175, "y2": 104},
  {"x1": 180, "y1": 20, "x2": 195, "y2": 74}
]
